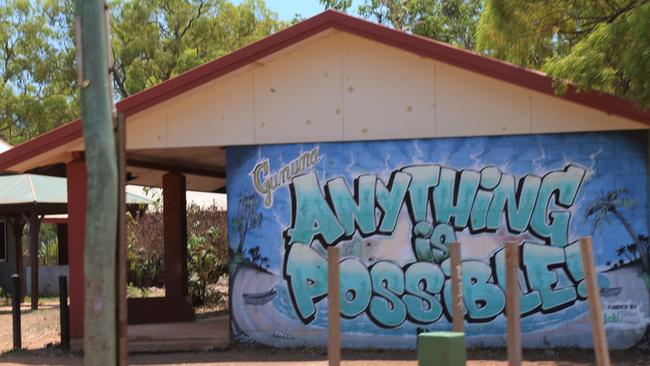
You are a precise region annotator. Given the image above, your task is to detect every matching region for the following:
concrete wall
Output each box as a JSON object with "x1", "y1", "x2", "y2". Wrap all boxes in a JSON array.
[
  {"x1": 124, "y1": 31, "x2": 645, "y2": 151},
  {"x1": 25, "y1": 265, "x2": 69, "y2": 297},
  {"x1": 226, "y1": 130, "x2": 650, "y2": 350}
]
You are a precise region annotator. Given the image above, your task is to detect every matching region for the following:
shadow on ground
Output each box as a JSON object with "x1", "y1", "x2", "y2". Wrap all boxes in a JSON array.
[{"x1": 1, "y1": 345, "x2": 650, "y2": 365}]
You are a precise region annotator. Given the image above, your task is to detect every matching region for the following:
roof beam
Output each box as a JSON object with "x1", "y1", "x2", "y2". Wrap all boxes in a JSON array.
[{"x1": 127, "y1": 158, "x2": 226, "y2": 179}]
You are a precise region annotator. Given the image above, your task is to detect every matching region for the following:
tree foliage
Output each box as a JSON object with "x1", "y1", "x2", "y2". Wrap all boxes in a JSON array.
[
  {"x1": 320, "y1": 0, "x2": 482, "y2": 49},
  {"x1": 585, "y1": 188, "x2": 650, "y2": 273},
  {"x1": 111, "y1": 0, "x2": 286, "y2": 98},
  {"x1": 0, "y1": 0, "x2": 77, "y2": 144},
  {"x1": 0, "y1": 0, "x2": 285, "y2": 144},
  {"x1": 477, "y1": 0, "x2": 650, "y2": 108}
]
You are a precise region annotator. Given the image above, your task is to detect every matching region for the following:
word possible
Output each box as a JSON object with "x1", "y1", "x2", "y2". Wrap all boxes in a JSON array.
[{"x1": 285, "y1": 240, "x2": 587, "y2": 326}]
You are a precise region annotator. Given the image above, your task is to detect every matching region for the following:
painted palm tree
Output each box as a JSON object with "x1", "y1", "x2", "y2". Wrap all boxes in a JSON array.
[
  {"x1": 232, "y1": 193, "x2": 263, "y2": 255},
  {"x1": 585, "y1": 188, "x2": 650, "y2": 273},
  {"x1": 616, "y1": 246, "x2": 634, "y2": 262},
  {"x1": 627, "y1": 244, "x2": 639, "y2": 260}
]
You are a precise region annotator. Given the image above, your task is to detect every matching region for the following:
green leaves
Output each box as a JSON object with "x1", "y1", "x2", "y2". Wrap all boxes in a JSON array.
[
  {"x1": 127, "y1": 205, "x2": 229, "y2": 305},
  {"x1": 321, "y1": 0, "x2": 482, "y2": 49},
  {"x1": 0, "y1": 0, "x2": 77, "y2": 144},
  {"x1": 477, "y1": 0, "x2": 650, "y2": 108},
  {"x1": 111, "y1": 0, "x2": 287, "y2": 98}
]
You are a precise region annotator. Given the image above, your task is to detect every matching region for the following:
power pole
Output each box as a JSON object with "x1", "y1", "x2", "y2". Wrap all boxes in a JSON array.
[{"x1": 75, "y1": 0, "x2": 118, "y2": 364}]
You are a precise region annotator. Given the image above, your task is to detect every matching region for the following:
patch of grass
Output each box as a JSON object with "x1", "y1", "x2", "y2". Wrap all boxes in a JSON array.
[
  {"x1": 0, "y1": 288, "x2": 8, "y2": 306},
  {"x1": 126, "y1": 284, "x2": 165, "y2": 298},
  {"x1": 23, "y1": 296, "x2": 59, "y2": 305}
]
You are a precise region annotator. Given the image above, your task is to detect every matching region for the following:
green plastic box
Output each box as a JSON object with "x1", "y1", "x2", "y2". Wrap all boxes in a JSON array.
[{"x1": 417, "y1": 331, "x2": 466, "y2": 366}]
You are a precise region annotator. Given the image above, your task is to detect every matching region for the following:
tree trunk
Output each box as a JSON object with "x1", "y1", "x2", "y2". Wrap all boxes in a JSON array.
[{"x1": 612, "y1": 209, "x2": 650, "y2": 272}]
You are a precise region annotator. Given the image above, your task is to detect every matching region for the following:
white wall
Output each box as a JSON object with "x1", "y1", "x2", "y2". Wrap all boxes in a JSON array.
[
  {"x1": 126, "y1": 185, "x2": 227, "y2": 210},
  {"x1": 125, "y1": 31, "x2": 646, "y2": 150},
  {"x1": 25, "y1": 265, "x2": 68, "y2": 297}
]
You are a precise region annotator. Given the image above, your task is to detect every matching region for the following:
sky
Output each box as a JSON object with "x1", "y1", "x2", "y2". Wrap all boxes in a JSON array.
[{"x1": 232, "y1": 0, "x2": 363, "y2": 20}]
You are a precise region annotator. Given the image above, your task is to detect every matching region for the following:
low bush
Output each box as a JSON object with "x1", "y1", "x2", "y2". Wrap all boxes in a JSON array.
[
  {"x1": 0, "y1": 287, "x2": 8, "y2": 305},
  {"x1": 126, "y1": 204, "x2": 228, "y2": 305}
]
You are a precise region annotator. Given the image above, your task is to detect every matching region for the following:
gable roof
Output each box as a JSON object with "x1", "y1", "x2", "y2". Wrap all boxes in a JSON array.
[{"x1": 0, "y1": 9, "x2": 648, "y2": 172}]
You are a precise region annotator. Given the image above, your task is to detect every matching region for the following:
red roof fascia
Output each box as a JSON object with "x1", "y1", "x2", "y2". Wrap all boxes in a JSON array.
[
  {"x1": 1, "y1": 10, "x2": 648, "y2": 171},
  {"x1": 0, "y1": 119, "x2": 82, "y2": 170}
]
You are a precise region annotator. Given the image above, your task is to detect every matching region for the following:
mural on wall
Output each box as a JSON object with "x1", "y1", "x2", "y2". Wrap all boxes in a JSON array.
[{"x1": 226, "y1": 130, "x2": 650, "y2": 349}]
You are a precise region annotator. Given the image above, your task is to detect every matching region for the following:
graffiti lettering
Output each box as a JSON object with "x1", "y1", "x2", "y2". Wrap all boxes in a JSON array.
[
  {"x1": 285, "y1": 165, "x2": 586, "y2": 247},
  {"x1": 252, "y1": 146, "x2": 321, "y2": 207},
  {"x1": 285, "y1": 241, "x2": 586, "y2": 327},
  {"x1": 283, "y1": 164, "x2": 588, "y2": 327},
  {"x1": 229, "y1": 132, "x2": 650, "y2": 349}
]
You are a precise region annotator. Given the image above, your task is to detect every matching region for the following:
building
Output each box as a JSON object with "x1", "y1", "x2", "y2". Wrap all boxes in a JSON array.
[
  {"x1": 0, "y1": 10, "x2": 648, "y2": 350},
  {"x1": 0, "y1": 173, "x2": 150, "y2": 305}
]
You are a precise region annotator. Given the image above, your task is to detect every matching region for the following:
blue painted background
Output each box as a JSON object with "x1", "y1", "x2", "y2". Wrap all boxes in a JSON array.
[{"x1": 227, "y1": 130, "x2": 650, "y2": 349}]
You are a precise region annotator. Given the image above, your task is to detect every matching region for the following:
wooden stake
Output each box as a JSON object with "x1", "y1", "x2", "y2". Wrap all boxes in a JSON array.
[
  {"x1": 580, "y1": 237, "x2": 611, "y2": 366},
  {"x1": 505, "y1": 242, "x2": 521, "y2": 366},
  {"x1": 328, "y1": 246, "x2": 341, "y2": 366},
  {"x1": 449, "y1": 242, "x2": 464, "y2": 333}
]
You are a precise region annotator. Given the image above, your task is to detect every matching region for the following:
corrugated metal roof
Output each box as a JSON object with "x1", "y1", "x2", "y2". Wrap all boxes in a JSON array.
[{"x1": 0, "y1": 174, "x2": 151, "y2": 205}]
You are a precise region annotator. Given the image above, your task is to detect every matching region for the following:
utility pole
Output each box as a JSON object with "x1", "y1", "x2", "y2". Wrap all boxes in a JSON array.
[{"x1": 75, "y1": 0, "x2": 118, "y2": 364}]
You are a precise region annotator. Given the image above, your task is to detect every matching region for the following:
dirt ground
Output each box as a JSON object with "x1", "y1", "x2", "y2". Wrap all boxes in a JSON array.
[
  {"x1": 2, "y1": 347, "x2": 650, "y2": 366},
  {"x1": 0, "y1": 301, "x2": 61, "y2": 352},
  {"x1": 1, "y1": 303, "x2": 649, "y2": 366}
]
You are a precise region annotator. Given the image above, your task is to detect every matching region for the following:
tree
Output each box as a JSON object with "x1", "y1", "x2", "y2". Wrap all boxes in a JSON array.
[
  {"x1": 0, "y1": 0, "x2": 286, "y2": 144},
  {"x1": 477, "y1": 1, "x2": 650, "y2": 108},
  {"x1": 616, "y1": 245, "x2": 633, "y2": 262},
  {"x1": 585, "y1": 188, "x2": 650, "y2": 273},
  {"x1": 320, "y1": 0, "x2": 482, "y2": 49},
  {"x1": 231, "y1": 193, "x2": 263, "y2": 255},
  {"x1": 126, "y1": 205, "x2": 229, "y2": 304},
  {"x1": 110, "y1": 0, "x2": 286, "y2": 98},
  {"x1": 187, "y1": 206, "x2": 228, "y2": 305},
  {"x1": 0, "y1": 0, "x2": 78, "y2": 144}
]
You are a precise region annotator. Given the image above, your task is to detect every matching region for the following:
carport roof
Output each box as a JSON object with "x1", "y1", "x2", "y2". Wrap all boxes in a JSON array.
[
  {"x1": 0, "y1": 10, "x2": 648, "y2": 173},
  {"x1": 0, "y1": 174, "x2": 151, "y2": 205}
]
